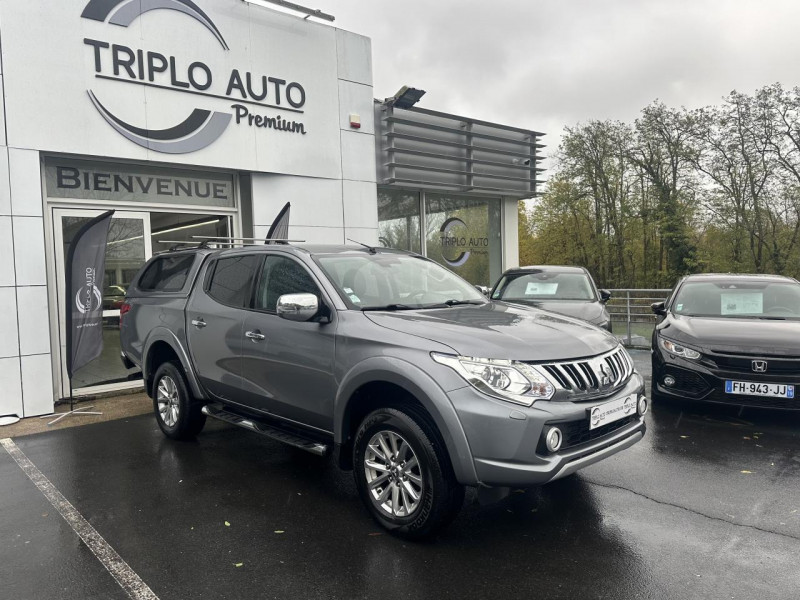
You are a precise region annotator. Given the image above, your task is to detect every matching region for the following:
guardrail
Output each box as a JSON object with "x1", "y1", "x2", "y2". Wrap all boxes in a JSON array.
[{"x1": 607, "y1": 289, "x2": 671, "y2": 348}]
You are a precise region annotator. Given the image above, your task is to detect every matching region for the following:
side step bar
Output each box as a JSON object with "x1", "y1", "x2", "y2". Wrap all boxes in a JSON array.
[{"x1": 202, "y1": 404, "x2": 330, "y2": 457}]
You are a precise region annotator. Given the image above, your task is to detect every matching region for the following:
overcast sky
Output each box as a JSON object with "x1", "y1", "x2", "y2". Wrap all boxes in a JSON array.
[{"x1": 316, "y1": 0, "x2": 800, "y2": 155}]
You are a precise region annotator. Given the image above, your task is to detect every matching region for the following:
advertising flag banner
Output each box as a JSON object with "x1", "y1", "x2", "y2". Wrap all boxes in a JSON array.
[
  {"x1": 265, "y1": 202, "x2": 291, "y2": 244},
  {"x1": 66, "y1": 210, "x2": 115, "y2": 380}
]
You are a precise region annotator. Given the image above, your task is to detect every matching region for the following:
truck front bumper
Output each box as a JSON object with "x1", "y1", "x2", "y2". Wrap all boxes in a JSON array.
[{"x1": 447, "y1": 373, "x2": 646, "y2": 487}]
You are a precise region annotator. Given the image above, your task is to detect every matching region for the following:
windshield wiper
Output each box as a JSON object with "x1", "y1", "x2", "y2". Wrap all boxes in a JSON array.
[
  {"x1": 442, "y1": 299, "x2": 486, "y2": 306},
  {"x1": 361, "y1": 304, "x2": 416, "y2": 311}
]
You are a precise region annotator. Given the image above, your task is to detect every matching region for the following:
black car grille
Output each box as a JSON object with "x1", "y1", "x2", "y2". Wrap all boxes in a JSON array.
[
  {"x1": 662, "y1": 367, "x2": 710, "y2": 397},
  {"x1": 539, "y1": 415, "x2": 638, "y2": 454},
  {"x1": 708, "y1": 352, "x2": 800, "y2": 375}
]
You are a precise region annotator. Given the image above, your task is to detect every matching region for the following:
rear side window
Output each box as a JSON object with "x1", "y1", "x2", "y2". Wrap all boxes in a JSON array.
[
  {"x1": 207, "y1": 255, "x2": 260, "y2": 307},
  {"x1": 138, "y1": 254, "x2": 196, "y2": 292}
]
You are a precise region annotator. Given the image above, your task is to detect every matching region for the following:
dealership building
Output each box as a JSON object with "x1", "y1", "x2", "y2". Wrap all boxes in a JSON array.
[{"x1": 0, "y1": 0, "x2": 544, "y2": 418}]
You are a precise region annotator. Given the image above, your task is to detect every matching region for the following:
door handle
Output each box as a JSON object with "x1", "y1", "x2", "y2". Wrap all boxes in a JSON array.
[
  {"x1": 191, "y1": 318, "x2": 207, "y2": 329},
  {"x1": 245, "y1": 330, "x2": 266, "y2": 341}
]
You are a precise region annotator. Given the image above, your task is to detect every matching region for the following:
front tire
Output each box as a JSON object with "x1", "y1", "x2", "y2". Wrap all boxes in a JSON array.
[
  {"x1": 152, "y1": 361, "x2": 206, "y2": 440},
  {"x1": 353, "y1": 406, "x2": 464, "y2": 540}
]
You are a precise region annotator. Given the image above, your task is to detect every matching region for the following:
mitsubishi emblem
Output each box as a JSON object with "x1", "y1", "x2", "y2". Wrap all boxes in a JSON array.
[
  {"x1": 752, "y1": 360, "x2": 768, "y2": 373},
  {"x1": 599, "y1": 363, "x2": 611, "y2": 386}
]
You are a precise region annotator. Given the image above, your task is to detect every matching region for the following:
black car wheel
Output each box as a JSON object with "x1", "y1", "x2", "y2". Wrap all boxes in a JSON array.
[
  {"x1": 353, "y1": 406, "x2": 464, "y2": 540},
  {"x1": 153, "y1": 361, "x2": 206, "y2": 440}
]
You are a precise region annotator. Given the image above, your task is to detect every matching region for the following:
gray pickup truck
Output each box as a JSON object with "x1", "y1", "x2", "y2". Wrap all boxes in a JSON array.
[{"x1": 120, "y1": 243, "x2": 646, "y2": 538}]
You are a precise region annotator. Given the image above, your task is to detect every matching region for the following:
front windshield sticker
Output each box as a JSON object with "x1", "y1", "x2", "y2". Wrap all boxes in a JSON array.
[
  {"x1": 676, "y1": 303, "x2": 683, "y2": 311},
  {"x1": 525, "y1": 282, "x2": 559, "y2": 296},
  {"x1": 721, "y1": 292, "x2": 763, "y2": 315}
]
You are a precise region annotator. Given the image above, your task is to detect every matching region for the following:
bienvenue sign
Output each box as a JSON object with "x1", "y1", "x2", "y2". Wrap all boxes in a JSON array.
[{"x1": 44, "y1": 158, "x2": 235, "y2": 207}]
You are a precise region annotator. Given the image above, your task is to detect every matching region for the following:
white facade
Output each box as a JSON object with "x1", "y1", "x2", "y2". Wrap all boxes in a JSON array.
[{"x1": 0, "y1": 0, "x2": 376, "y2": 417}]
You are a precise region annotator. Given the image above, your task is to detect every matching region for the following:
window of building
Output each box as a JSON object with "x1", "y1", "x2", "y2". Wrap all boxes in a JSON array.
[
  {"x1": 425, "y1": 193, "x2": 502, "y2": 287},
  {"x1": 207, "y1": 255, "x2": 260, "y2": 307},
  {"x1": 377, "y1": 187, "x2": 503, "y2": 287},
  {"x1": 378, "y1": 189, "x2": 421, "y2": 253}
]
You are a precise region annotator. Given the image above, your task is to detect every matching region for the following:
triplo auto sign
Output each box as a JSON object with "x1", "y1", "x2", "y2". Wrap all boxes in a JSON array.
[{"x1": 81, "y1": 0, "x2": 308, "y2": 153}]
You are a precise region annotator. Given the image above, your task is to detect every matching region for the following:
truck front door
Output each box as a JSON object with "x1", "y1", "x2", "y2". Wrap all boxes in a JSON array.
[{"x1": 240, "y1": 254, "x2": 337, "y2": 432}]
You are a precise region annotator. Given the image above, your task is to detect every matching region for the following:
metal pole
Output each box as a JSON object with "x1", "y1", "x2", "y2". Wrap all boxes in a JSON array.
[{"x1": 626, "y1": 291, "x2": 632, "y2": 346}]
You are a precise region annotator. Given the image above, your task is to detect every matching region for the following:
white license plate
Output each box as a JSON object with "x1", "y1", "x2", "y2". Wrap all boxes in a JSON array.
[
  {"x1": 589, "y1": 395, "x2": 637, "y2": 430},
  {"x1": 725, "y1": 381, "x2": 794, "y2": 398}
]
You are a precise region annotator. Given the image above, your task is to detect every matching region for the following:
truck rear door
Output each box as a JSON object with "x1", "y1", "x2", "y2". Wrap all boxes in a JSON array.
[{"x1": 186, "y1": 253, "x2": 260, "y2": 402}]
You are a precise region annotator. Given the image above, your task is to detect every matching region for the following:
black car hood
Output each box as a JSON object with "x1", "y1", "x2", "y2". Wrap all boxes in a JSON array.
[
  {"x1": 365, "y1": 302, "x2": 618, "y2": 361},
  {"x1": 661, "y1": 315, "x2": 800, "y2": 355},
  {"x1": 508, "y1": 300, "x2": 608, "y2": 324}
]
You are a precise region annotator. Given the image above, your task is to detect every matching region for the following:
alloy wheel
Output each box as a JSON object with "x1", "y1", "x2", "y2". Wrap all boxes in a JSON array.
[
  {"x1": 156, "y1": 375, "x2": 180, "y2": 428},
  {"x1": 364, "y1": 430, "x2": 424, "y2": 518}
]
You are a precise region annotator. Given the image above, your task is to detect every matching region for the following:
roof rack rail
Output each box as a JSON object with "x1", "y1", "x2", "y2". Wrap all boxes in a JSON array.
[{"x1": 192, "y1": 236, "x2": 306, "y2": 244}]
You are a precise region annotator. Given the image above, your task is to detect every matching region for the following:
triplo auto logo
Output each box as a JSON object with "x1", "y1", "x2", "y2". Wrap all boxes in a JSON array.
[
  {"x1": 439, "y1": 217, "x2": 489, "y2": 267},
  {"x1": 76, "y1": 268, "x2": 103, "y2": 315},
  {"x1": 81, "y1": 0, "x2": 308, "y2": 154}
]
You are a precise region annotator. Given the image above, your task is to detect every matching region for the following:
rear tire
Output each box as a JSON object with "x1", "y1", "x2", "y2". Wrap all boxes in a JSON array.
[
  {"x1": 353, "y1": 406, "x2": 465, "y2": 540},
  {"x1": 152, "y1": 361, "x2": 206, "y2": 440}
]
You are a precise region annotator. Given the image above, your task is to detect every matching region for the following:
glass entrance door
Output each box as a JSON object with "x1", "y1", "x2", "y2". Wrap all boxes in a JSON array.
[{"x1": 53, "y1": 209, "x2": 152, "y2": 394}]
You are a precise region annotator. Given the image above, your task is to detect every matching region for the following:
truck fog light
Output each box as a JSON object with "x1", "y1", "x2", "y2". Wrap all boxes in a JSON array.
[
  {"x1": 545, "y1": 427, "x2": 563, "y2": 453},
  {"x1": 664, "y1": 375, "x2": 676, "y2": 387},
  {"x1": 638, "y1": 396, "x2": 648, "y2": 416}
]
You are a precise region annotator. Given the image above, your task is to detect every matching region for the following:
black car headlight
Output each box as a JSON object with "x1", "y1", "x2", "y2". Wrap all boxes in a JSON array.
[
  {"x1": 659, "y1": 337, "x2": 701, "y2": 360},
  {"x1": 431, "y1": 353, "x2": 555, "y2": 405}
]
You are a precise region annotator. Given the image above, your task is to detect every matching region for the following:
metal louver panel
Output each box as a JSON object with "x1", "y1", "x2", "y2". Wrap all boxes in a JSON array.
[{"x1": 375, "y1": 101, "x2": 545, "y2": 198}]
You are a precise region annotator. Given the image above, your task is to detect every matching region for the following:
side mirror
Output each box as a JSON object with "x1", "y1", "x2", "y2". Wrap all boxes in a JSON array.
[
  {"x1": 474, "y1": 285, "x2": 490, "y2": 296},
  {"x1": 277, "y1": 293, "x2": 319, "y2": 322},
  {"x1": 651, "y1": 301, "x2": 667, "y2": 316},
  {"x1": 599, "y1": 289, "x2": 612, "y2": 304}
]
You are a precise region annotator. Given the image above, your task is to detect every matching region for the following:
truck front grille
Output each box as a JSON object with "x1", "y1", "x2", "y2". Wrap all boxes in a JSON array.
[{"x1": 536, "y1": 347, "x2": 634, "y2": 396}]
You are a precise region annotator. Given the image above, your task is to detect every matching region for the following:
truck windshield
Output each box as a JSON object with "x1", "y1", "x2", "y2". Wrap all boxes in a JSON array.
[{"x1": 316, "y1": 253, "x2": 487, "y2": 310}]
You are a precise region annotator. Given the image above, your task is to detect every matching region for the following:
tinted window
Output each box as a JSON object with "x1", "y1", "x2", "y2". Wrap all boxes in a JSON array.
[
  {"x1": 207, "y1": 255, "x2": 260, "y2": 307},
  {"x1": 255, "y1": 256, "x2": 319, "y2": 312},
  {"x1": 138, "y1": 254, "x2": 196, "y2": 292}
]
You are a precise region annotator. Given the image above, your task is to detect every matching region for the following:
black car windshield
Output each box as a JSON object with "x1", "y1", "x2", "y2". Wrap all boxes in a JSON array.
[
  {"x1": 492, "y1": 272, "x2": 596, "y2": 302},
  {"x1": 672, "y1": 280, "x2": 800, "y2": 319},
  {"x1": 316, "y1": 253, "x2": 487, "y2": 310}
]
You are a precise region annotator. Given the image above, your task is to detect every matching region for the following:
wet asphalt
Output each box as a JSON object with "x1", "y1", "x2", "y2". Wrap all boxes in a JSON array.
[{"x1": 1, "y1": 350, "x2": 799, "y2": 600}]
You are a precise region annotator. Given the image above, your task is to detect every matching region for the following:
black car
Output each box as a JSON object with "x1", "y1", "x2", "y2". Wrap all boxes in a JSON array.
[
  {"x1": 490, "y1": 265, "x2": 613, "y2": 331},
  {"x1": 651, "y1": 273, "x2": 800, "y2": 410}
]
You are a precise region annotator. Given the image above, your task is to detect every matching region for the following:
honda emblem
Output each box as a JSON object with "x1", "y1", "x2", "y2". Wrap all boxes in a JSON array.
[{"x1": 751, "y1": 360, "x2": 768, "y2": 373}]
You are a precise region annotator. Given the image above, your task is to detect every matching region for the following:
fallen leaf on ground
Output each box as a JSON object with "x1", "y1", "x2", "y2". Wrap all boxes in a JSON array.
[
  {"x1": 234, "y1": 563, "x2": 243, "y2": 568},
  {"x1": 274, "y1": 530, "x2": 285, "y2": 534},
  {"x1": 740, "y1": 470, "x2": 753, "y2": 474},
  {"x1": 224, "y1": 521, "x2": 231, "y2": 527},
  {"x1": 680, "y1": 435, "x2": 689, "y2": 439}
]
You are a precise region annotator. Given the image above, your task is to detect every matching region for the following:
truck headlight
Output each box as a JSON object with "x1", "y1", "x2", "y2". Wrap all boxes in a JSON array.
[
  {"x1": 659, "y1": 337, "x2": 701, "y2": 360},
  {"x1": 432, "y1": 353, "x2": 555, "y2": 406}
]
